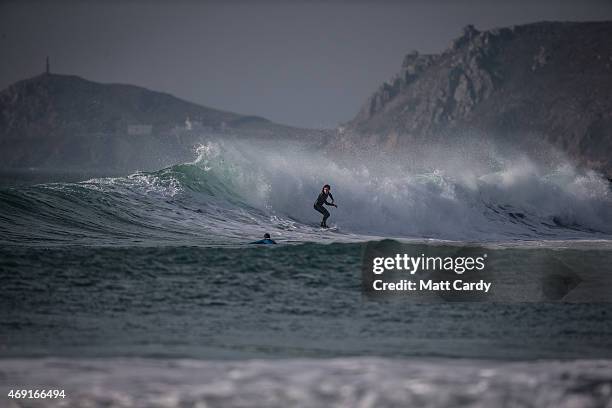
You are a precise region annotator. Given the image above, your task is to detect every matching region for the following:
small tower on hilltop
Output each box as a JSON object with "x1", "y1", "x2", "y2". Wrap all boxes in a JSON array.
[{"x1": 46, "y1": 56, "x2": 50, "y2": 75}]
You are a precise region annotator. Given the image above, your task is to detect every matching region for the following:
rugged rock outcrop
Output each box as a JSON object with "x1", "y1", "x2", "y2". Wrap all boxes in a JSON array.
[{"x1": 340, "y1": 21, "x2": 612, "y2": 177}]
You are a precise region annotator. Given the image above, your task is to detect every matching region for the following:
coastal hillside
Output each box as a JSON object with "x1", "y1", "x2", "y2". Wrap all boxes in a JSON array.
[
  {"x1": 0, "y1": 74, "x2": 323, "y2": 171},
  {"x1": 339, "y1": 21, "x2": 612, "y2": 177}
]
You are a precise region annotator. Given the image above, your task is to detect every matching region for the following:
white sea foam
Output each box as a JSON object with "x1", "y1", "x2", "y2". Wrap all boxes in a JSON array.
[
  {"x1": 2, "y1": 138, "x2": 611, "y2": 246},
  {"x1": 187, "y1": 139, "x2": 612, "y2": 241},
  {"x1": 2, "y1": 357, "x2": 611, "y2": 408}
]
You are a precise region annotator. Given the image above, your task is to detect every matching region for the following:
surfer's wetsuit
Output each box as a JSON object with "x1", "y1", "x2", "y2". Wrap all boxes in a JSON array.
[
  {"x1": 252, "y1": 233, "x2": 277, "y2": 244},
  {"x1": 314, "y1": 191, "x2": 334, "y2": 227},
  {"x1": 252, "y1": 238, "x2": 276, "y2": 244}
]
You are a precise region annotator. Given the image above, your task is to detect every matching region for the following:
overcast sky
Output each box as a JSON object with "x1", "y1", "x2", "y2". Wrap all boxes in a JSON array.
[{"x1": 1, "y1": 0, "x2": 612, "y2": 128}]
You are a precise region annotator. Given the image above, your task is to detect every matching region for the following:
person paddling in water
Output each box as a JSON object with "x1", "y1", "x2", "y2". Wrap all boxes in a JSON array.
[
  {"x1": 314, "y1": 184, "x2": 337, "y2": 228},
  {"x1": 251, "y1": 233, "x2": 276, "y2": 245}
]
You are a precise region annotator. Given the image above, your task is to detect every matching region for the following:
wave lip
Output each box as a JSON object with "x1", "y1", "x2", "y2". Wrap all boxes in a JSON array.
[{"x1": 1, "y1": 139, "x2": 612, "y2": 246}]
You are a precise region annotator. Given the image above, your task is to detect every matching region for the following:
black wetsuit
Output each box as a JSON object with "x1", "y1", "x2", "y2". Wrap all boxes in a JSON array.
[{"x1": 314, "y1": 191, "x2": 334, "y2": 227}]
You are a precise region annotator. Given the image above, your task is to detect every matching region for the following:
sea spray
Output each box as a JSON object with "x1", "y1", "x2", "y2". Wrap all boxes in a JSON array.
[
  {"x1": 1, "y1": 138, "x2": 611, "y2": 245},
  {"x1": 186, "y1": 139, "x2": 612, "y2": 240}
]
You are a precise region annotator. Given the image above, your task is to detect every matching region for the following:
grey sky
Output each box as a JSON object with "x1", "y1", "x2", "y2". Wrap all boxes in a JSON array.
[{"x1": 1, "y1": 0, "x2": 612, "y2": 128}]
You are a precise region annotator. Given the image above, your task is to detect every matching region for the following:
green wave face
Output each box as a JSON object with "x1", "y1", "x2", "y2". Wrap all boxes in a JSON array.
[{"x1": 1, "y1": 139, "x2": 612, "y2": 246}]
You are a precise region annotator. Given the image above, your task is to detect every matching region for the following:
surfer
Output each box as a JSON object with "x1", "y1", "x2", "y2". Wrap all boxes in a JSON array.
[
  {"x1": 252, "y1": 233, "x2": 277, "y2": 245},
  {"x1": 314, "y1": 184, "x2": 337, "y2": 228}
]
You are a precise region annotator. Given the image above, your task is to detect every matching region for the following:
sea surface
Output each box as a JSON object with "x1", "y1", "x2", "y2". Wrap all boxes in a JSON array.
[{"x1": 1, "y1": 139, "x2": 612, "y2": 407}]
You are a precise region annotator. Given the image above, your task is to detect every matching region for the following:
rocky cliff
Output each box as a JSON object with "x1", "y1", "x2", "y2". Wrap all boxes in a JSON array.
[
  {"x1": 0, "y1": 74, "x2": 322, "y2": 171},
  {"x1": 340, "y1": 21, "x2": 612, "y2": 177}
]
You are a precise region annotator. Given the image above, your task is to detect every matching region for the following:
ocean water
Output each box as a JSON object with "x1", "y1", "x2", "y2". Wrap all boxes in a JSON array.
[{"x1": 1, "y1": 139, "x2": 612, "y2": 407}]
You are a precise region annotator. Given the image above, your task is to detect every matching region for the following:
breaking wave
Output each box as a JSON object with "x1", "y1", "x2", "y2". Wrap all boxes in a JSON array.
[
  {"x1": 1, "y1": 138, "x2": 611, "y2": 246},
  {"x1": 3, "y1": 357, "x2": 612, "y2": 408}
]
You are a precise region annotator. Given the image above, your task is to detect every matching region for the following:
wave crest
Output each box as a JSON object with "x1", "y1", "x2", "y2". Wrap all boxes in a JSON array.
[{"x1": 1, "y1": 138, "x2": 611, "y2": 245}]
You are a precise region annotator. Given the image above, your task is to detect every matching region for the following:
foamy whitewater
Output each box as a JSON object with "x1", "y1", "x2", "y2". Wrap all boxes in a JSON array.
[
  {"x1": 1, "y1": 138, "x2": 611, "y2": 246},
  {"x1": 2, "y1": 139, "x2": 612, "y2": 408},
  {"x1": 3, "y1": 358, "x2": 612, "y2": 408}
]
